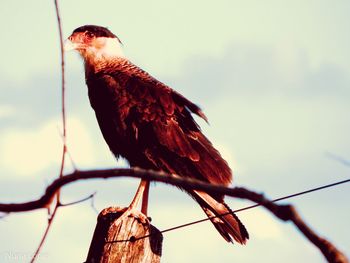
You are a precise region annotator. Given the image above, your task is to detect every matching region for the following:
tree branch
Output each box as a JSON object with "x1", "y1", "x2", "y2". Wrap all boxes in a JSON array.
[
  {"x1": 30, "y1": 1, "x2": 67, "y2": 262},
  {"x1": 0, "y1": 168, "x2": 348, "y2": 213},
  {"x1": 0, "y1": 168, "x2": 348, "y2": 263}
]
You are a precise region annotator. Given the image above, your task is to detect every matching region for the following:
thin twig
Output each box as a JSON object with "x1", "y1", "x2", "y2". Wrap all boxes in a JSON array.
[
  {"x1": 30, "y1": 205, "x2": 59, "y2": 263},
  {"x1": 326, "y1": 152, "x2": 350, "y2": 167},
  {"x1": 90, "y1": 192, "x2": 99, "y2": 214},
  {"x1": 31, "y1": 141, "x2": 66, "y2": 263},
  {"x1": 60, "y1": 192, "x2": 96, "y2": 207},
  {"x1": 56, "y1": 126, "x2": 77, "y2": 171},
  {"x1": 30, "y1": 1, "x2": 66, "y2": 262}
]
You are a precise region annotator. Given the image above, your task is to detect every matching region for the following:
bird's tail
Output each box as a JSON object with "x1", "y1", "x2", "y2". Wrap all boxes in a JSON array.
[{"x1": 193, "y1": 190, "x2": 249, "y2": 244}]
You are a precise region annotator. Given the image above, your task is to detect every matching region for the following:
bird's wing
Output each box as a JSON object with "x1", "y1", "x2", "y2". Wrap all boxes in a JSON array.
[{"x1": 91, "y1": 60, "x2": 232, "y2": 186}]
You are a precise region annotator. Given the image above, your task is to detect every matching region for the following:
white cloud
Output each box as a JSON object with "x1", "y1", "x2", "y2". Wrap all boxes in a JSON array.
[
  {"x1": 240, "y1": 209, "x2": 283, "y2": 240},
  {"x1": 65, "y1": 118, "x2": 96, "y2": 167},
  {"x1": 0, "y1": 121, "x2": 61, "y2": 176},
  {"x1": 0, "y1": 117, "x2": 95, "y2": 177}
]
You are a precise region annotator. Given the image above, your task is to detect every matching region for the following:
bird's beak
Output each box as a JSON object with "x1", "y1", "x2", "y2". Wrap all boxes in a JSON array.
[
  {"x1": 64, "y1": 38, "x2": 78, "y2": 51},
  {"x1": 64, "y1": 32, "x2": 86, "y2": 51}
]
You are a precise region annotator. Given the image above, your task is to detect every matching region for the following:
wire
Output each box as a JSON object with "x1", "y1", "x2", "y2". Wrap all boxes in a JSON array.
[
  {"x1": 159, "y1": 178, "x2": 350, "y2": 235},
  {"x1": 106, "y1": 178, "x2": 349, "y2": 243}
]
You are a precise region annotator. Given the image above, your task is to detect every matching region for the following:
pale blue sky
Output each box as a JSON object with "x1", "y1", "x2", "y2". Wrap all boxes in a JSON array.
[{"x1": 0, "y1": 1, "x2": 349, "y2": 262}]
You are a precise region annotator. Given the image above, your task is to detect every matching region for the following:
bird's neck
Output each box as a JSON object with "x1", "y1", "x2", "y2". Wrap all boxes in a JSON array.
[{"x1": 82, "y1": 38, "x2": 126, "y2": 75}]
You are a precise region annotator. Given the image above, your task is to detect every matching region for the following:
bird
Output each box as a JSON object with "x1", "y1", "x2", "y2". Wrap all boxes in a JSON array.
[{"x1": 65, "y1": 25, "x2": 249, "y2": 244}]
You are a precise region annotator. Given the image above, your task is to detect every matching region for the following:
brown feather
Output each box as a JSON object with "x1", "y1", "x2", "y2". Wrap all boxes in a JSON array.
[{"x1": 193, "y1": 190, "x2": 249, "y2": 244}]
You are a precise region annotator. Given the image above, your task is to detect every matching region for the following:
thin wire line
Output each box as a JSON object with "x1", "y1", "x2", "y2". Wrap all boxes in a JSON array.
[
  {"x1": 107, "y1": 178, "x2": 349, "y2": 243},
  {"x1": 159, "y1": 178, "x2": 350, "y2": 235}
]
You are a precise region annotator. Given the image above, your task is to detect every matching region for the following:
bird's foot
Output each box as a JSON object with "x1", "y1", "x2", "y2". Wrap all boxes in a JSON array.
[
  {"x1": 114, "y1": 207, "x2": 150, "y2": 225},
  {"x1": 128, "y1": 208, "x2": 149, "y2": 224}
]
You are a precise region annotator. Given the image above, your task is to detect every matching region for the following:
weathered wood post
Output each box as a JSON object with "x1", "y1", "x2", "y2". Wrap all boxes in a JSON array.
[{"x1": 85, "y1": 207, "x2": 163, "y2": 263}]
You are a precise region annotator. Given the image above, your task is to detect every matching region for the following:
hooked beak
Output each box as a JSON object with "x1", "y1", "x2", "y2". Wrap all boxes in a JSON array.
[
  {"x1": 64, "y1": 39, "x2": 78, "y2": 51},
  {"x1": 64, "y1": 33, "x2": 86, "y2": 51}
]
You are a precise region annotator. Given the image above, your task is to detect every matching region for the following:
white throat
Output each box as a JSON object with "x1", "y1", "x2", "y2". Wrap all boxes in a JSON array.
[
  {"x1": 82, "y1": 37, "x2": 126, "y2": 74},
  {"x1": 92, "y1": 37, "x2": 125, "y2": 59}
]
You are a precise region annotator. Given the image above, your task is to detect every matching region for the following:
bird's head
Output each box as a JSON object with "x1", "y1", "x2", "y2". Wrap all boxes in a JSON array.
[{"x1": 65, "y1": 25, "x2": 125, "y2": 63}]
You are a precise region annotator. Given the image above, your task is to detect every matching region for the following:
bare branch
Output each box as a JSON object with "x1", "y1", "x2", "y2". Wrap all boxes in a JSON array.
[
  {"x1": 57, "y1": 126, "x2": 78, "y2": 170},
  {"x1": 30, "y1": 1, "x2": 67, "y2": 262},
  {"x1": 0, "y1": 168, "x2": 348, "y2": 213},
  {"x1": 326, "y1": 152, "x2": 350, "y2": 167},
  {"x1": 0, "y1": 168, "x2": 348, "y2": 263},
  {"x1": 30, "y1": 204, "x2": 59, "y2": 263},
  {"x1": 60, "y1": 191, "x2": 96, "y2": 207},
  {"x1": 90, "y1": 192, "x2": 99, "y2": 214}
]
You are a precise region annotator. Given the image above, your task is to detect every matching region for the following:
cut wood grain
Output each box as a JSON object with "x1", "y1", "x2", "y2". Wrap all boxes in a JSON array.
[{"x1": 85, "y1": 207, "x2": 163, "y2": 263}]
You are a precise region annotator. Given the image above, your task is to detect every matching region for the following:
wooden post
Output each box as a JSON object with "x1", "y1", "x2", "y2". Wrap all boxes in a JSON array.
[{"x1": 85, "y1": 207, "x2": 163, "y2": 263}]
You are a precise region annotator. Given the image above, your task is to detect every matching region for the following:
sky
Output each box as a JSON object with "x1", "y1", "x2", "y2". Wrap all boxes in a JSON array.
[{"x1": 0, "y1": 0, "x2": 349, "y2": 262}]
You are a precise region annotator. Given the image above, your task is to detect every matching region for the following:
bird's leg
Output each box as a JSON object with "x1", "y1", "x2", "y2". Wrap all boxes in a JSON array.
[
  {"x1": 129, "y1": 179, "x2": 148, "y2": 209},
  {"x1": 141, "y1": 180, "x2": 150, "y2": 215},
  {"x1": 114, "y1": 179, "x2": 149, "y2": 225}
]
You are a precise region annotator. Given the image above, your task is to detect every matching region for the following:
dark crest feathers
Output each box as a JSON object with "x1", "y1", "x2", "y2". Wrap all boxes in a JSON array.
[{"x1": 72, "y1": 25, "x2": 120, "y2": 41}]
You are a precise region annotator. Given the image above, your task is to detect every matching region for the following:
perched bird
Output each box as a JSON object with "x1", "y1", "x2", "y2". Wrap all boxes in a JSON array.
[{"x1": 65, "y1": 25, "x2": 249, "y2": 244}]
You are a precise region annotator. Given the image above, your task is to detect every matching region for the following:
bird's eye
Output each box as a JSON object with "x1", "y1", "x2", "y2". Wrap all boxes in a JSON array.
[{"x1": 85, "y1": 32, "x2": 95, "y2": 39}]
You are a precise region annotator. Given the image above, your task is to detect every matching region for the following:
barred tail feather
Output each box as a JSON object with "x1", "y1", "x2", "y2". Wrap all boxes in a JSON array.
[{"x1": 193, "y1": 190, "x2": 249, "y2": 244}]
